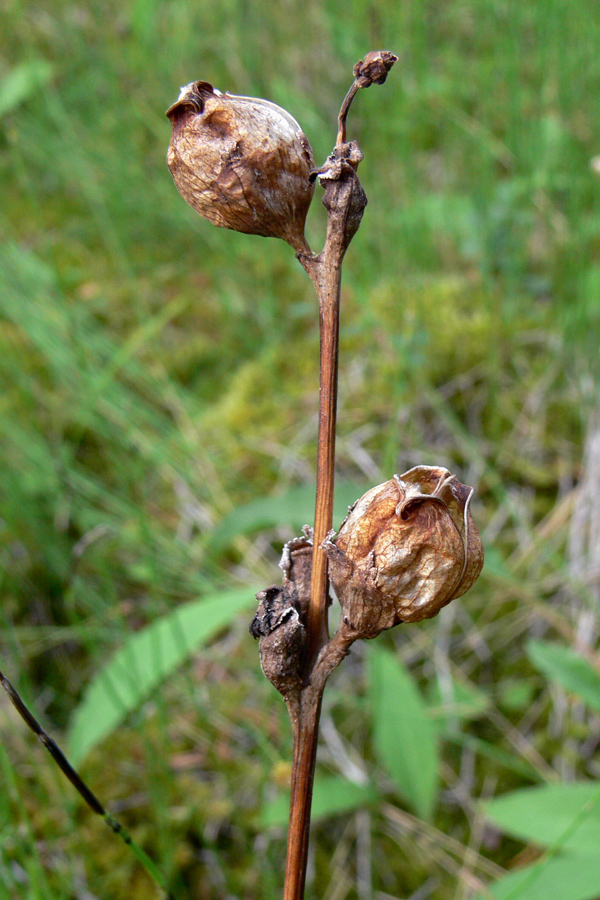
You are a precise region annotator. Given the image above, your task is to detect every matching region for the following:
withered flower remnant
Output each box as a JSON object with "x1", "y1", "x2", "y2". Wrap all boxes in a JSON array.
[
  {"x1": 324, "y1": 466, "x2": 484, "y2": 638},
  {"x1": 352, "y1": 50, "x2": 398, "y2": 87},
  {"x1": 250, "y1": 585, "x2": 306, "y2": 698},
  {"x1": 166, "y1": 81, "x2": 315, "y2": 252}
]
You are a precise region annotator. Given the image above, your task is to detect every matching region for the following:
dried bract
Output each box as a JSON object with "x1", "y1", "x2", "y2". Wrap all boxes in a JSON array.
[
  {"x1": 280, "y1": 530, "x2": 314, "y2": 622},
  {"x1": 352, "y1": 51, "x2": 398, "y2": 87},
  {"x1": 167, "y1": 81, "x2": 314, "y2": 252},
  {"x1": 324, "y1": 466, "x2": 484, "y2": 637}
]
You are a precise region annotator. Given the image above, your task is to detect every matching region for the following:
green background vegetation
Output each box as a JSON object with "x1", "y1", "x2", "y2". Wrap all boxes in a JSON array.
[{"x1": 2, "y1": 0, "x2": 600, "y2": 898}]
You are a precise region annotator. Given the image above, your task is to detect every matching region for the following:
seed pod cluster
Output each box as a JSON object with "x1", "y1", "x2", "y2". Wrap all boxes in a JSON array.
[
  {"x1": 324, "y1": 466, "x2": 484, "y2": 638},
  {"x1": 167, "y1": 81, "x2": 314, "y2": 252}
]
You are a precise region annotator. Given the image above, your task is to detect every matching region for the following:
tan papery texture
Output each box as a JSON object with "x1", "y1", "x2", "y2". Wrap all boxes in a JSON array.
[
  {"x1": 325, "y1": 466, "x2": 484, "y2": 636},
  {"x1": 167, "y1": 81, "x2": 314, "y2": 251}
]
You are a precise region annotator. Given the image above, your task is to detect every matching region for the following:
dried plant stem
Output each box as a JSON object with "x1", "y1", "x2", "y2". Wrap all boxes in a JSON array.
[
  {"x1": 260, "y1": 53, "x2": 397, "y2": 900},
  {"x1": 280, "y1": 250, "x2": 342, "y2": 900},
  {"x1": 336, "y1": 82, "x2": 360, "y2": 146},
  {"x1": 283, "y1": 687, "x2": 324, "y2": 900},
  {"x1": 306, "y1": 259, "x2": 342, "y2": 656},
  {"x1": 282, "y1": 238, "x2": 345, "y2": 899},
  {"x1": 282, "y1": 632, "x2": 358, "y2": 900},
  {"x1": 280, "y1": 145, "x2": 366, "y2": 900}
]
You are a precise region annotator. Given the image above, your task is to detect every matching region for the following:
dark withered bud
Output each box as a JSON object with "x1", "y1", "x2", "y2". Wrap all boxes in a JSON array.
[
  {"x1": 324, "y1": 466, "x2": 484, "y2": 637},
  {"x1": 250, "y1": 586, "x2": 306, "y2": 697},
  {"x1": 352, "y1": 51, "x2": 398, "y2": 87},
  {"x1": 167, "y1": 81, "x2": 314, "y2": 252}
]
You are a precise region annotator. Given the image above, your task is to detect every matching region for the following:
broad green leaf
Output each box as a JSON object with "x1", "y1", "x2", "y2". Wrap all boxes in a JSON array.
[
  {"x1": 368, "y1": 647, "x2": 439, "y2": 820},
  {"x1": 483, "y1": 783, "x2": 600, "y2": 858},
  {"x1": 208, "y1": 482, "x2": 367, "y2": 552},
  {"x1": 0, "y1": 60, "x2": 53, "y2": 117},
  {"x1": 260, "y1": 775, "x2": 378, "y2": 828},
  {"x1": 69, "y1": 588, "x2": 257, "y2": 765},
  {"x1": 475, "y1": 854, "x2": 600, "y2": 900},
  {"x1": 528, "y1": 640, "x2": 600, "y2": 713}
]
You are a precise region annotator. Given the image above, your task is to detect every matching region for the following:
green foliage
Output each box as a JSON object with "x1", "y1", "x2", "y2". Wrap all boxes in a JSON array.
[
  {"x1": 0, "y1": 60, "x2": 54, "y2": 117},
  {"x1": 427, "y1": 673, "x2": 491, "y2": 729},
  {"x1": 528, "y1": 640, "x2": 600, "y2": 714},
  {"x1": 261, "y1": 776, "x2": 378, "y2": 828},
  {"x1": 474, "y1": 855, "x2": 600, "y2": 900},
  {"x1": 2, "y1": 0, "x2": 600, "y2": 897},
  {"x1": 69, "y1": 587, "x2": 257, "y2": 765},
  {"x1": 477, "y1": 662, "x2": 600, "y2": 899},
  {"x1": 368, "y1": 646, "x2": 439, "y2": 820},
  {"x1": 483, "y1": 782, "x2": 600, "y2": 860}
]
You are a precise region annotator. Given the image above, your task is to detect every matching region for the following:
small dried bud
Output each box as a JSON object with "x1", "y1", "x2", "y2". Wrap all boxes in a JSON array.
[
  {"x1": 352, "y1": 50, "x2": 398, "y2": 87},
  {"x1": 167, "y1": 81, "x2": 314, "y2": 252},
  {"x1": 250, "y1": 585, "x2": 305, "y2": 697},
  {"x1": 324, "y1": 466, "x2": 484, "y2": 637}
]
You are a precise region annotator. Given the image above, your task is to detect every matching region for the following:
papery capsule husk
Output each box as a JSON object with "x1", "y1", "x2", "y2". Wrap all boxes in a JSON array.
[
  {"x1": 325, "y1": 466, "x2": 484, "y2": 637},
  {"x1": 250, "y1": 585, "x2": 306, "y2": 697},
  {"x1": 167, "y1": 81, "x2": 314, "y2": 252}
]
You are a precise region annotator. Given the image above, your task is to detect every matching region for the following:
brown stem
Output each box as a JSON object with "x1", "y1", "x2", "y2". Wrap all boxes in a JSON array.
[
  {"x1": 277, "y1": 53, "x2": 395, "y2": 900},
  {"x1": 306, "y1": 257, "x2": 342, "y2": 658},
  {"x1": 281, "y1": 621, "x2": 359, "y2": 900},
  {"x1": 336, "y1": 82, "x2": 360, "y2": 146},
  {"x1": 279, "y1": 248, "x2": 341, "y2": 900},
  {"x1": 283, "y1": 686, "x2": 323, "y2": 900},
  {"x1": 282, "y1": 174, "x2": 365, "y2": 900}
]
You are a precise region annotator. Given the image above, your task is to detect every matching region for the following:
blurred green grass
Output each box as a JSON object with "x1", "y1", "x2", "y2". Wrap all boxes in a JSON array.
[{"x1": 2, "y1": 0, "x2": 600, "y2": 898}]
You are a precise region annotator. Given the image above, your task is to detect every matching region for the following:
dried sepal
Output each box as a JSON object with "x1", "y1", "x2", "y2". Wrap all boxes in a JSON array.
[
  {"x1": 280, "y1": 528, "x2": 314, "y2": 622},
  {"x1": 167, "y1": 81, "x2": 314, "y2": 252},
  {"x1": 324, "y1": 466, "x2": 484, "y2": 638}
]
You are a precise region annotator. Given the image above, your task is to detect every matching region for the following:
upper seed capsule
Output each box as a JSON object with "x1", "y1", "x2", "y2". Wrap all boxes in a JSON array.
[{"x1": 167, "y1": 81, "x2": 314, "y2": 252}]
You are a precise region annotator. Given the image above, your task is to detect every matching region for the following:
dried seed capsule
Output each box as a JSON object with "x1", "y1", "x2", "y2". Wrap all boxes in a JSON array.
[
  {"x1": 167, "y1": 81, "x2": 314, "y2": 252},
  {"x1": 324, "y1": 466, "x2": 484, "y2": 637},
  {"x1": 250, "y1": 586, "x2": 306, "y2": 698}
]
